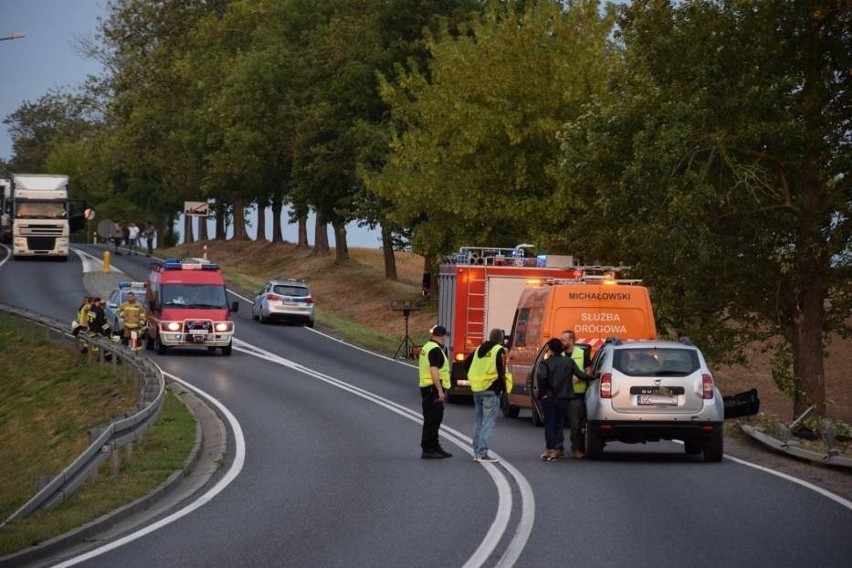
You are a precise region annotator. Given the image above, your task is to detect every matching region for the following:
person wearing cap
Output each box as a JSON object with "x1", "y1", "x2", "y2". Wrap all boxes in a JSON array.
[
  {"x1": 536, "y1": 337, "x2": 597, "y2": 462},
  {"x1": 465, "y1": 328, "x2": 512, "y2": 463},
  {"x1": 418, "y1": 324, "x2": 452, "y2": 459}
]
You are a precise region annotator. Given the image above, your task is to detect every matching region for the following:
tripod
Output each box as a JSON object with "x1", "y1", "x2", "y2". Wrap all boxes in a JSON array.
[{"x1": 394, "y1": 308, "x2": 417, "y2": 359}]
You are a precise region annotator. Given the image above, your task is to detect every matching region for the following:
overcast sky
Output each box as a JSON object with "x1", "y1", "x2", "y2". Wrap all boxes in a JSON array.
[{"x1": 0, "y1": 0, "x2": 105, "y2": 160}]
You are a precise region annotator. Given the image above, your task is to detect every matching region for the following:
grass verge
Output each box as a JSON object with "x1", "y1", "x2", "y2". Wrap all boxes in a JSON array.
[{"x1": 0, "y1": 314, "x2": 196, "y2": 557}]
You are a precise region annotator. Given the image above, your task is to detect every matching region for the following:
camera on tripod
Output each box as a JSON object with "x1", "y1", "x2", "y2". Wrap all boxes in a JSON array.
[{"x1": 391, "y1": 299, "x2": 423, "y2": 359}]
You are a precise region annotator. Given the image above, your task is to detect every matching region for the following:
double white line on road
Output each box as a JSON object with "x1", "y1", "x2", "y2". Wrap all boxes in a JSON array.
[{"x1": 234, "y1": 339, "x2": 536, "y2": 568}]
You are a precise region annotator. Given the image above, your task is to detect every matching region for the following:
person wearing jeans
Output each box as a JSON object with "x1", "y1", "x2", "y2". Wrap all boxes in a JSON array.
[
  {"x1": 536, "y1": 338, "x2": 597, "y2": 461},
  {"x1": 466, "y1": 328, "x2": 512, "y2": 463}
]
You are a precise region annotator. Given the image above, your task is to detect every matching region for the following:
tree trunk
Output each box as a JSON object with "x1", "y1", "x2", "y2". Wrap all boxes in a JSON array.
[
  {"x1": 423, "y1": 254, "x2": 438, "y2": 300},
  {"x1": 333, "y1": 221, "x2": 349, "y2": 263},
  {"x1": 215, "y1": 204, "x2": 226, "y2": 240},
  {"x1": 256, "y1": 200, "x2": 267, "y2": 242},
  {"x1": 788, "y1": 231, "x2": 828, "y2": 417},
  {"x1": 198, "y1": 214, "x2": 208, "y2": 241},
  {"x1": 232, "y1": 200, "x2": 248, "y2": 240},
  {"x1": 313, "y1": 212, "x2": 329, "y2": 255},
  {"x1": 298, "y1": 215, "x2": 309, "y2": 247},
  {"x1": 381, "y1": 223, "x2": 397, "y2": 281},
  {"x1": 271, "y1": 195, "x2": 283, "y2": 243}
]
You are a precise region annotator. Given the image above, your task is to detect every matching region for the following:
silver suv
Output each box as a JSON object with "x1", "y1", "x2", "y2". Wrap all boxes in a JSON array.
[{"x1": 585, "y1": 338, "x2": 724, "y2": 462}]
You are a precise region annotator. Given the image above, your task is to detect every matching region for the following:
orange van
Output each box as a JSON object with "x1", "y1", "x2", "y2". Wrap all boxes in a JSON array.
[{"x1": 504, "y1": 271, "x2": 657, "y2": 423}]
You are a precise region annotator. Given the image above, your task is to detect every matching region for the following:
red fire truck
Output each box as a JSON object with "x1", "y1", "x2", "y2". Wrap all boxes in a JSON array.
[
  {"x1": 144, "y1": 258, "x2": 239, "y2": 355},
  {"x1": 437, "y1": 246, "x2": 582, "y2": 398}
]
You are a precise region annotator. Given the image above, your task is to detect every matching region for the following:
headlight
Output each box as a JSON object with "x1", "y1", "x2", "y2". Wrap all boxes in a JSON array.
[
  {"x1": 215, "y1": 322, "x2": 233, "y2": 332},
  {"x1": 166, "y1": 322, "x2": 181, "y2": 331}
]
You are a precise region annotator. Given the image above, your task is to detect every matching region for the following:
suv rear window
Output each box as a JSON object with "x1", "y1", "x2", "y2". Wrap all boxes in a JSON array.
[
  {"x1": 273, "y1": 284, "x2": 309, "y2": 297},
  {"x1": 614, "y1": 348, "x2": 699, "y2": 376}
]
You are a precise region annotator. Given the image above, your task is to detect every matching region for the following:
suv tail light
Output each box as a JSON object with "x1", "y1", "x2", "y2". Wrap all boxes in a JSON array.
[
  {"x1": 600, "y1": 373, "x2": 613, "y2": 398},
  {"x1": 702, "y1": 373, "x2": 714, "y2": 399},
  {"x1": 266, "y1": 293, "x2": 282, "y2": 301},
  {"x1": 303, "y1": 296, "x2": 313, "y2": 304}
]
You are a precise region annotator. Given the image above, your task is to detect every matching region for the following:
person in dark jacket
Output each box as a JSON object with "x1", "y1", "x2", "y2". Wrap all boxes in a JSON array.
[{"x1": 536, "y1": 338, "x2": 597, "y2": 461}]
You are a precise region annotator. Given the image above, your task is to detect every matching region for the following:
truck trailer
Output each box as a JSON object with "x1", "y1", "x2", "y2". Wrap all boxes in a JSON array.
[{"x1": 9, "y1": 174, "x2": 85, "y2": 260}]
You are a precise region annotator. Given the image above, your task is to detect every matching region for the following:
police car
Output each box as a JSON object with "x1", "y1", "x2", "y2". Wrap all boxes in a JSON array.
[{"x1": 105, "y1": 281, "x2": 147, "y2": 335}]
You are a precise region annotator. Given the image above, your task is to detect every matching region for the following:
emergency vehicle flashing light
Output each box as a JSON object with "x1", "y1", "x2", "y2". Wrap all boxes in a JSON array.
[
  {"x1": 118, "y1": 281, "x2": 146, "y2": 289},
  {"x1": 161, "y1": 259, "x2": 220, "y2": 271}
]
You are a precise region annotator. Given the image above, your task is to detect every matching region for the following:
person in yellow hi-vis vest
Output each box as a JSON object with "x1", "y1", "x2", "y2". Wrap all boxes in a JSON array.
[
  {"x1": 418, "y1": 325, "x2": 452, "y2": 459},
  {"x1": 465, "y1": 328, "x2": 512, "y2": 463},
  {"x1": 561, "y1": 330, "x2": 592, "y2": 459},
  {"x1": 117, "y1": 292, "x2": 146, "y2": 349}
]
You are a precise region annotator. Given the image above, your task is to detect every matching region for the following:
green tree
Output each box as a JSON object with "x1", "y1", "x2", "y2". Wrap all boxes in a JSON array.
[
  {"x1": 3, "y1": 88, "x2": 97, "y2": 173},
  {"x1": 369, "y1": 0, "x2": 618, "y2": 262},
  {"x1": 558, "y1": 0, "x2": 851, "y2": 416}
]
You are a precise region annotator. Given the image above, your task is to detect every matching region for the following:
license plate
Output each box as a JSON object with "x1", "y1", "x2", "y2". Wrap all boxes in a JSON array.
[
  {"x1": 280, "y1": 301, "x2": 297, "y2": 306},
  {"x1": 637, "y1": 395, "x2": 677, "y2": 405}
]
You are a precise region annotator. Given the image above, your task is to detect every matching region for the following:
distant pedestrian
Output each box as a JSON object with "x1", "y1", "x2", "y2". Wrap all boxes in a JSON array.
[
  {"x1": 143, "y1": 222, "x2": 156, "y2": 256},
  {"x1": 418, "y1": 324, "x2": 453, "y2": 459},
  {"x1": 127, "y1": 222, "x2": 140, "y2": 255},
  {"x1": 112, "y1": 222, "x2": 123, "y2": 255},
  {"x1": 465, "y1": 328, "x2": 512, "y2": 463}
]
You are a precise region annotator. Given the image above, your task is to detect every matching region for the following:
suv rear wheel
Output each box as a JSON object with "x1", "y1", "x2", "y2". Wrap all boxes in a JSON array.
[{"x1": 703, "y1": 432, "x2": 724, "y2": 462}]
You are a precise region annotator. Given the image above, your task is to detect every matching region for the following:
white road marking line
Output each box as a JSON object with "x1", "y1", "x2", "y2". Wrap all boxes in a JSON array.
[{"x1": 52, "y1": 369, "x2": 246, "y2": 567}]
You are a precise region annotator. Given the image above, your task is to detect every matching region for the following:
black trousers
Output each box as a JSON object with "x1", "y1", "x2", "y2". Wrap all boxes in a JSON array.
[
  {"x1": 569, "y1": 397, "x2": 586, "y2": 451},
  {"x1": 420, "y1": 386, "x2": 444, "y2": 451}
]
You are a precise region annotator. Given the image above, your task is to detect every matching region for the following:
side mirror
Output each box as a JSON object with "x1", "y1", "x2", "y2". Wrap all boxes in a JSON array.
[{"x1": 231, "y1": 301, "x2": 239, "y2": 313}]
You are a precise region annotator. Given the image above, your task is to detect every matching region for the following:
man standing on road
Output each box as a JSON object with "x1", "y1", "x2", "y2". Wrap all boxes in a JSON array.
[
  {"x1": 117, "y1": 292, "x2": 146, "y2": 349},
  {"x1": 466, "y1": 328, "x2": 512, "y2": 463},
  {"x1": 537, "y1": 338, "x2": 597, "y2": 461},
  {"x1": 127, "y1": 222, "x2": 140, "y2": 255},
  {"x1": 143, "y1": 222, "x2": 156, "y2": 256},
  {"x1": 418, "y1": 325, "x2": 452, "y2": 459},
  {"x1": 561, "y1": 330, "x2": 591, "y2": 459}
]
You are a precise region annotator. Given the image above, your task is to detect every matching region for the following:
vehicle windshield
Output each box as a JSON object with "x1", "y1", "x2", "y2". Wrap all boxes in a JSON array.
[
  {"x1": 14, "y1": 201, "x2": 67, "y2": 219},
  {"x1": 614, "y1": 348, "x2": 699, "y2": 376},
  {"x1": 161, "y1": 284, "x2": 228, "y2": 308}
]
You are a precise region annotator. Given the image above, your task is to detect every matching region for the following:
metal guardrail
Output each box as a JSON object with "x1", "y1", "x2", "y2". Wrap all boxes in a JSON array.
[{"x1": 0, "y1": 303, "x2": 165, "y2": 527}]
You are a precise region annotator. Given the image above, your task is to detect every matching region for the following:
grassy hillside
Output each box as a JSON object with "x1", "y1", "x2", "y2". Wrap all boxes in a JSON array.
[{"x1": 164, "y1": 240, "x2": 439, "y2": 353}]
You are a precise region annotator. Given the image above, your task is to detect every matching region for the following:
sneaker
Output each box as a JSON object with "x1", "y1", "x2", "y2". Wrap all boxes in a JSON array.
[
  {"x1": 474, "y1": 454, "x2": 499, "y2": 463},
  {"x1": 436, "y1": 448, "x2": 453, "y2": 458},
  {"x1": 571, "y1": 450, "x2": 585, "y2": 459},
  {"x1": 541, "y1": 450, "x2": 559, "y2": 462},
  {"x1": 421, "y1": 451, "x2": 445, "y2": 460}
]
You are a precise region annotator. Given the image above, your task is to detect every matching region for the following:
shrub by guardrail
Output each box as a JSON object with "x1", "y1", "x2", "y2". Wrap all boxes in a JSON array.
[{"x1": 0, "y1": 303, "x2": 165, "y2": 527}]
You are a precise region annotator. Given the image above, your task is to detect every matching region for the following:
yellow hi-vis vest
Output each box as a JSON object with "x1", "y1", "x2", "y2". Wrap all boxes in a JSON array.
[
  {"x1": 568, "y1": 346, "x2": 587, "y2": 394},
  {"x1": 419, "y1": 340, "x2": 450, "y2": 389},
  {"x1": 77, "y1": 305, "x2": 90, "y2": 327},
  {"x1": 468, "y1": 345, "x2": 513, "y2": 393}
]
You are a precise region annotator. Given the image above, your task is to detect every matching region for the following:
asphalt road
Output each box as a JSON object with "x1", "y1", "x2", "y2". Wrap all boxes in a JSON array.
[{"x1": 1, "y1": 244, "x2": 850, "y2": 568}]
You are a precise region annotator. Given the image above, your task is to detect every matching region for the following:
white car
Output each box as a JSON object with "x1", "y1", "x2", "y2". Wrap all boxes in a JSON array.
[
  {"x1": 252, "y1": 279, "x2": 315, "y2": 327},
  {"x1": 585, "y1": 338, "x2": 725, "y2": 461}
]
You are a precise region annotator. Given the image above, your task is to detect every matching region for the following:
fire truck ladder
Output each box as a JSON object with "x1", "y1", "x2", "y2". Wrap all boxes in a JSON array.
[{"x1": 466, "y1": 268, "x2": 487, "y2": 347}]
